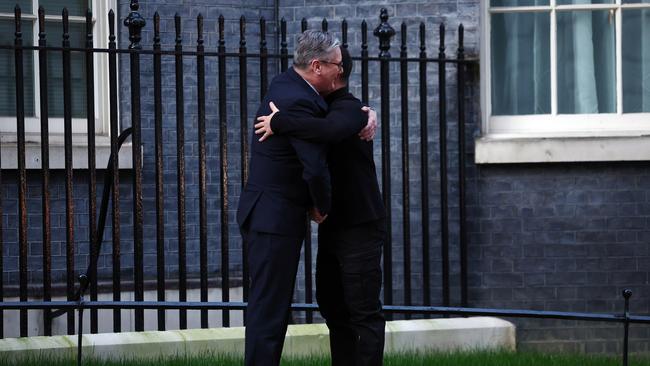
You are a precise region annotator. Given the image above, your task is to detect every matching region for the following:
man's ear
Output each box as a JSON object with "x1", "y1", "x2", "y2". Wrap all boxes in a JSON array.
[{"x1": 310, "y1": 59, "x2": 322, "y2": 75}]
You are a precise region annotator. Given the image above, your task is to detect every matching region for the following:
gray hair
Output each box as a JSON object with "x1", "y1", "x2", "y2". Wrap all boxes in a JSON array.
[{"x1": 293, "y1": 30, "x2": 341, "y2": 69}]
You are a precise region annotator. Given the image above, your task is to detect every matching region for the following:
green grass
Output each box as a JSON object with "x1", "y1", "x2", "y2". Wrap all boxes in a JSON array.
[{"x1": 2, "y1": 350, "x2": 650, "y2": 366}]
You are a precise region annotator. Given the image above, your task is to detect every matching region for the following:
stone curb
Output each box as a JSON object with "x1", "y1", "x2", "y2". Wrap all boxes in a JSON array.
[{"x1": 0, "y1": 316, "x2": 515, "y2": 360}]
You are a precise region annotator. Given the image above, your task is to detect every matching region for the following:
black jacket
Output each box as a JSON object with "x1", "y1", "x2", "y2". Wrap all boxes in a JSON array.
[
  {"x1": 272, "y1": 87, "x2": 385, "y2": 229},
  {"x1": 236, "y1": 68, "x2": 331, "y2": 237}
]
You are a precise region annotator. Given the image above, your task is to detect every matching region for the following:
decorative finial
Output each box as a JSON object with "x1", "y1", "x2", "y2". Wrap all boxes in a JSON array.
[
  {"x1": 124, "y1": 0, "x2": 146, "y2": 49},
  {"x1": 380, "y1": 8, "x2": 388, "y2": 23},
  {"x1": 373, "y1": 8, "x2": 395, "y2": 57}
]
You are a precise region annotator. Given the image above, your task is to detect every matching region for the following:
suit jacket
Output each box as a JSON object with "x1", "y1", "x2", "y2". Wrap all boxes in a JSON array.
[
  {"x1": 272, "y1": 87, "x2": 385, "y2": 229},
  {"x1": 236, "y1": 67, "x2": 331, "y2": 237}
]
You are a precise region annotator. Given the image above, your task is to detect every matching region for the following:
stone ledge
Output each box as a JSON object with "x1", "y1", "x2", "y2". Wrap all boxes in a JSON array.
[
  {"x1": 475, "y1": 134, "x2": 650, "y2": 164},
  {"x1": 0, "y1": 317, "x2": 515, "y2": 361},
  {"x1": 0, "y1": 135, "x2": 134, "y2": 170}
]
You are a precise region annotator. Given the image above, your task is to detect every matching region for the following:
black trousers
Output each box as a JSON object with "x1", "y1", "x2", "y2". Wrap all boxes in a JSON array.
[
  {"x1": 243, "y1": 229, "x2": 304, "y2": 366},
  {"x1": 316, "y1": 219, "x2": 386, "y2": 366}
]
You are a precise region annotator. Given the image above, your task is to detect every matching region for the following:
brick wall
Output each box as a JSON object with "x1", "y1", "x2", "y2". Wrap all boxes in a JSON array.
[{"x1": 464, "y1": 161, "x2": 650, "y2": 353}]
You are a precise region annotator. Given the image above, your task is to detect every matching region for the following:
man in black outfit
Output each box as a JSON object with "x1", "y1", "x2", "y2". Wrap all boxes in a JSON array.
[
  {"x1": 255, "y1": 47, "x2": 386, "y2": 366},
  {"x1": 236, "y1": 30, "x2": 344, "y2": 366}
]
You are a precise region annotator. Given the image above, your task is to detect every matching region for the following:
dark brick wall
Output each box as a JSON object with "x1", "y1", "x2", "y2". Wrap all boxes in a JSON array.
[
  {"x1": 1, "y1": 0, "x2": 648, "y2": 354},
  {"x1": 466, "y1": 162, "x2": 650, "y2": 353}
]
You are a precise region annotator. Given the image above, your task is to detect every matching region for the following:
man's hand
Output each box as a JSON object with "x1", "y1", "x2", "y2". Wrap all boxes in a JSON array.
[
  {"x1": 359, "y1": 106, "x2": 377, "y2": 141},
  {"x1": 254, "y1": 101, "x2": 280, "y2": 142},
  {"x1": 309, "y1": 207, "x2": 328, "y2": 224}
]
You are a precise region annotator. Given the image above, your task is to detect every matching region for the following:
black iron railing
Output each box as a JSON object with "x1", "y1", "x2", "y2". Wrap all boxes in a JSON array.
[
  {"x1": 1, "y1": 4, "x2": 474, "y2": 333},
  {"x1": 1, "y1": 2, "x2": 649, "y2": 366},
  {"x1": 0, "y1": 290, "x2": 649, "y2": 366}
]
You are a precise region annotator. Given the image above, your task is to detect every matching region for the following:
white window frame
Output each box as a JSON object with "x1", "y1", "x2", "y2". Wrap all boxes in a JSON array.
[
  {"x1": 0, "y1": 0, "x2": 131, "y2": 169},
  {"x1": 478, "y1": 0, "x2": 650, "y2": 163}
]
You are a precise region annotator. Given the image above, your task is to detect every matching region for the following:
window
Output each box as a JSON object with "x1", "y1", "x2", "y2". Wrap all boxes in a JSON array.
[
  {"x1": 478, "y1": 1, "x2": 650, "y2": 163},
  {"x1": 0, "y1": 0, "x2": 119, "y2": 168}
]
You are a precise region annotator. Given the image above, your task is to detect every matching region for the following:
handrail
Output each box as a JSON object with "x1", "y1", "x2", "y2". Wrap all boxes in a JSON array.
[{"x1": 50, "y1": 127, "x2": 133, "y2": 319}]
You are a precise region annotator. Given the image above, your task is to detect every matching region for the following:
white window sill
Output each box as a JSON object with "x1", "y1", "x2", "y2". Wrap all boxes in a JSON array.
[
  {"x1": 0, "y1": 133, "x2": 133, "y2": 170},
  {"x1": 475, "y1": 133, "x2": 650, "y2": 164}
]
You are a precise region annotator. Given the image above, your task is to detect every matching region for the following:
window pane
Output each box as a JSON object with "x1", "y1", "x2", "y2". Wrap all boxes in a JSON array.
[
  {"x1": 491, "y1": 0, "x2": 549, "y2": 6},
  {"x1": 491, "y1": 12, "x2": 550, "y2": 115},
  {"x1": 557, "y1": 10, "x2": 616, "y2": 114},
  {"x1": 0, "y1": 20, "x2": 35, "y2": 117},
  {"x1": 490, "y1": 0, "x2": 548, "y2": 6},
  {"x1": 45, "y1": 21, "x2": 87, "y2": 118},
  {"x1": 41, "y1": 0, "x2": 88, "y2": 17},
  {"x1": 557, "y1": 0, "x2": 614, "y2": 4},
  {"x1": 623, "y1": 9, "x2": 650, "y2": 112},
  {"x1": 0, "y1": 1, "x2": 32, "y2": 14}
]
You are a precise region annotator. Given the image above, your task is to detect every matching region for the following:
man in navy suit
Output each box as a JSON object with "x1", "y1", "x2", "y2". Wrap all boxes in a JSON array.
[
  {"x1": 236, "y1": 30, "x2": 344, "y2": 366},
  {"x1": 254, "y1": 47, "x2": 386, "y2": 366}
]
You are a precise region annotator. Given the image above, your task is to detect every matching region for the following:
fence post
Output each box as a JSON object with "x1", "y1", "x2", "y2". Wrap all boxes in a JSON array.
[
  {"x1": 218, "y1": 14, "x2": 231, "y2": 328},
  {"x1": 438, "y1": 23, "x2": 450, "y2": 309},
  {"x1": 239, "y1": 17, "x2": 250, "y2": 322},
  {"x1": 260, "y1": 17, "x2": 268, "y2": 98},
  {"x1": 62, "y1": 7, "x2": 76, "y2": 335},
  {"x1": 14, "y1": 4, "x2": 29, "y2": 338},
  {"x1": 341, "y1": 19, "x2": 348, "y2": 49},
  {"x1": 108, "y1": 8, "x2": 122, "y2": 333},
  {"x1": 76, "y1": 275, "x2": 88, "y2": 366},
  {"x1": 399, "y1": 22, "x2": 411, "y2": 319},
  {"x1": 373, "y1": 8, "x2": 395, "y2": 312},
  {"x1": 361, "y1": 20, "x2": 368, "y2": 104},
  {"x1": 280, "y1": 17, "x2": 288, "y2": 72},
  {"x1": 457, "y1": 23, "x2": 468, "y2": 308},
  {"x1": 623, "y1": 289, "x2": 632, "y2": 366},
  {"x1": 152, "y1": 11, "x2": 166, "y2": 332},
  {"x1": 123, "y1": 0, "x2": 146, "y2": 331},
  {"x1": 418, "y1": 22, "x2": 430, "y2": 308},
  {"x1": 37, "y1": 6, "x2": 53, "y2": 337},
  {"x1": 173, "y1": 12, "x2": 188, "y2": 330},
  {"x1": 197, "y1": 13, "x2": 209, "y2": 330},
  {"x1": 85, "y1": 8, "x2": 99, "y2": 334}
]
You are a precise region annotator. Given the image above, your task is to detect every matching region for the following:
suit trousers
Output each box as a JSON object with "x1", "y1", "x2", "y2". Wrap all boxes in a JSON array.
[
  {"x1": 316, "y1": 219, "x2": 386, "y2": 366},
  {"x1": 243, "y1": 228, "x2": 304, "y2": 366}
]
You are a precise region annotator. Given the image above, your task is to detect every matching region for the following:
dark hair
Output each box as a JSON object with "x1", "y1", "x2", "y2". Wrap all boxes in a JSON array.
[{"x1": 340, "y1": 47, "x2": 353, "y2": 81}]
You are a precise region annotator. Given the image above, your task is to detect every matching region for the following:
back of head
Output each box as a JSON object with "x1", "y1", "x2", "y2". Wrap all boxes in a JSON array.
[
  {"x1": 294, "y1": 30, "x2": 341, "y2": 69},
  {"x1": 340, "y1": 47, "x2": 353, "y2": 82}
]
